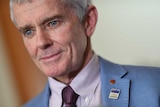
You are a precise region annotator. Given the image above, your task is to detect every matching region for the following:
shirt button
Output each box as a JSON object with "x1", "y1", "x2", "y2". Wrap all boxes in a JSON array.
[{"x1": 85, "y1": 97, "x2": 90, "y2": 106}]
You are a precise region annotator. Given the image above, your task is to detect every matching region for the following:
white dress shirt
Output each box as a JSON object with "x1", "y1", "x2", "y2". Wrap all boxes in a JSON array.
[{"x1": 49, "y1": 54, "x2": 102, "y2": 107}]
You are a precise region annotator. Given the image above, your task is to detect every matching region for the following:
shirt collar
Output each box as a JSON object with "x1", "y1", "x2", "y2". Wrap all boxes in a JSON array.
[{"x1": 70, "y1": 54, "x2": 100, "y2": 99}]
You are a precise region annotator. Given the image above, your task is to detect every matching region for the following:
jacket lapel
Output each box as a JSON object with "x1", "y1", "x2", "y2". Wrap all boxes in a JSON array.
[{"x1": 99, "y1": 57, "x2": 130, "y2": 107}]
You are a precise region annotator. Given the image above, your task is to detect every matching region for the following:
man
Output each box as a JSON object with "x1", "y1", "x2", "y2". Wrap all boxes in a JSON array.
[{"x1": 10, "y1": 0, "x2": 160, "y2": 107}]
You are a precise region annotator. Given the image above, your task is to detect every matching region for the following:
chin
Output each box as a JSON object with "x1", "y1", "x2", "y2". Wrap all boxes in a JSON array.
[{"x1": 42, "y1": 68, "x2": 62, "y2": 77}]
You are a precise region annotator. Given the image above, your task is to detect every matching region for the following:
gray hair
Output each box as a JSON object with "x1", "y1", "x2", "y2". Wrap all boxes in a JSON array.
[{"x1": 10, "y1": 0, "x2": 92, "y2": 23}]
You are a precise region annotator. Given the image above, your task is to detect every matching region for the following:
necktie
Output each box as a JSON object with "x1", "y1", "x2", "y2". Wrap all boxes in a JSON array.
[{"x1": 62, "y1": 85, "x2": 79, "y2": 107}]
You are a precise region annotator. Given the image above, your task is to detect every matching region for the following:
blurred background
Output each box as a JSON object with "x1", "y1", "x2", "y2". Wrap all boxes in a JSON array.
[{"x1": 0, "y1": 0, "x2": 160, "y2": 106}]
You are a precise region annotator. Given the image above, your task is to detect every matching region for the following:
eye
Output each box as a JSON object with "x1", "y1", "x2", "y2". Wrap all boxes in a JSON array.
[
  {"x1": 23, "y1": 29, "x2": 33, "y2": 37},
  {"x1": 48, "y1": 20, "x2": 58, "y2": 27}
]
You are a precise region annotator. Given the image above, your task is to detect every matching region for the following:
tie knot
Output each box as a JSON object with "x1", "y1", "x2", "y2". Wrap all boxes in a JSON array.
[{"x1": 62, "y1": 85, "x2": 79, "y2": 107}]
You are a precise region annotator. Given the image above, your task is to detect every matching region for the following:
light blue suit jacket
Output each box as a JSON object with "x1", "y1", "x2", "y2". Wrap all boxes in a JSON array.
[{"x1": 24, "y1": 57, "x2": 160, "y2": 107}]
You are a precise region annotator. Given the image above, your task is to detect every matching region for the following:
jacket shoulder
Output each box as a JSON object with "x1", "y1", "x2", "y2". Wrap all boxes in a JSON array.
[{"x1": 23, "y1": 83, "x2": 50, "y2": 107}]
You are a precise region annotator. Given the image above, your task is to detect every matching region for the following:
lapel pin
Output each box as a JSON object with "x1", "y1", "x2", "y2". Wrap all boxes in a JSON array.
[
  {"x1": 110, "y1": 79, "x2": 116, "y2": 84},
  {"x1": 109, "y1": 88, "x2": 120, "y2": 99}
]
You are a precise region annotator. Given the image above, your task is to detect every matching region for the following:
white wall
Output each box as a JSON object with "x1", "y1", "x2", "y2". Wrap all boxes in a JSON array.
[
  {"x1": 92, "y1": 0, "x2": 160, "y2": 66},
  {"x1": 0, "y1": 23, "x2": 21, "y2": 107}
]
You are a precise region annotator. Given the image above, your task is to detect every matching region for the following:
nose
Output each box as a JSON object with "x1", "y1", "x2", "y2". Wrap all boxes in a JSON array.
[{"x1": 36, "y1": 29, "x2": 53, "y2": 49}]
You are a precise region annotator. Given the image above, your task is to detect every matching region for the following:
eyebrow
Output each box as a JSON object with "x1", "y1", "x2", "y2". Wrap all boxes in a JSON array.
[
  {"x1": 41, "y1": 15, "x2": 64, "y2": 24},
  {"x1": 18, "y1": 15, "x2": 66, "y2": 32},
  {"x1": 18, "y1": 24, "x2": 34, "y2": 33}
]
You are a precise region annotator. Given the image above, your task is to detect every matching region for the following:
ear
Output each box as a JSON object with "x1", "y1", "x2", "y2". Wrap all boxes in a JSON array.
[{"x1": 85, "y1": 5, "x2": 98, "y2": 37}]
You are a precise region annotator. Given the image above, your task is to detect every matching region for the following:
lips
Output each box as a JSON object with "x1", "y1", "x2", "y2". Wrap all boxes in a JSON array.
[{"x1": 39, "y1": 51, "x2": 62, "y2": 63}]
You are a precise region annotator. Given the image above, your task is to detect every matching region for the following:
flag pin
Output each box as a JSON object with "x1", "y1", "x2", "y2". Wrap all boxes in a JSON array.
[{"x1": 109, "y1": 88, "x2": 120, "y2": 99}]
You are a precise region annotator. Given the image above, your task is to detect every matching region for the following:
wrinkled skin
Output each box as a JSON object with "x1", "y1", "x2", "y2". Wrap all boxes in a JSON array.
[{"x1": 12, "y1": 0, "x2": 98, "y2": 84}]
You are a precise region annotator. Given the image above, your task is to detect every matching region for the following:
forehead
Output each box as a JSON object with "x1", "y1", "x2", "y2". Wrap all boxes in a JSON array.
[
  {"x1": 12, "y1": 0, "x2": 70, "y2": 27},
  {"x1": 13, "y1": 0, "x2": 64, "y2": 12}
]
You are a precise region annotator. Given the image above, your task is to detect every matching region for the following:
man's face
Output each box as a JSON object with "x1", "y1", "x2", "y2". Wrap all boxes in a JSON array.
[{"x1": 12, "y1": 0, "x2": 92, "y2": 81}]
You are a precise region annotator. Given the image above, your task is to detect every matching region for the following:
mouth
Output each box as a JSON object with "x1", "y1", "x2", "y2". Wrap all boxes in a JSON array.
[{"x1": 40, "y1": 51, "x2": 62, "y2": 63}]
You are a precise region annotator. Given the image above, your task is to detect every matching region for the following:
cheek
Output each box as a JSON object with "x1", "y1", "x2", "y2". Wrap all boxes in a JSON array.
[
  {"x1": 74, "y1": 28, "x2": 87, "y2": 51},
  {"x1": 72, "y1": 33, "x2": 87, "y2": 59},
  {"x1": 65, "y1": 24, "x2": 86, "y2": 48},
  {"x1": 23, "y1": 39, "x2": 37, "y2": 58}
]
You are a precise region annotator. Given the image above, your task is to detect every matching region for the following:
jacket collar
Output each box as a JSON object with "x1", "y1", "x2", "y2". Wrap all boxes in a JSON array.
[{"x1": 99, "y1": 56, "x2": 130, "y2": 107}]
